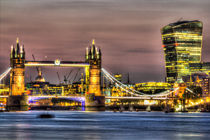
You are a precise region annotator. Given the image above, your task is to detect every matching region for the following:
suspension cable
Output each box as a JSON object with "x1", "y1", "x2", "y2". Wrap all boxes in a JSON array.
[
  {"x1": 102, "y1": 68, "x2": 174, "y2": 97},
  {"x1": 0, "y1": 67, "x2": 11, "y2": 82}
]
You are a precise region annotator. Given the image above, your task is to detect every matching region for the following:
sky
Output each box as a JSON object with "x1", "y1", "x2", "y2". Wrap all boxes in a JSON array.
[{"x1": 0, "y1": 0, "x2": 210, "y2": 84}]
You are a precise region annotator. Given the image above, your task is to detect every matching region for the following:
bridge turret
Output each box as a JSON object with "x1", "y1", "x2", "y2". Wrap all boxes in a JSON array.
[
  {"x1": 7, "y1": 38, "x2": 28, "y2": 111},
  {"x1": 98, "y1": 48, "x2": 101, "y2": 60},
  {"x1": 85, "y1": 39, "x2": 105, "y2": 111},
  {"x1": 85, "y1": 39, "x2": 102, "y2": 95},
  {"x1": 10, "y1": 38, "x2": 25, "y2": 67},
  {"x1": 85, "y1": 39, "x2": 101, "y2": 65}
]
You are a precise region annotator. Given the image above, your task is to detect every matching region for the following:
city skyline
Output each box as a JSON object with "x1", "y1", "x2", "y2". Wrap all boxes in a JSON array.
[{"x1": 1, "y1": 0, "x2": 210, "y2": 83}]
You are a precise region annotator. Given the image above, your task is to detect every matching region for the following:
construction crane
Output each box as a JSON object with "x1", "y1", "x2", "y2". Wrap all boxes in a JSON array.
[
  {"x1": 69, "y1": 68, "x2": 81, "y2": 84},
  {"x1": 64, "y1": 76, "x2": 68, "y2": 84},
  {"x1": 57, "y1": 72, "x2": 61, "y2": 84},
  {"x1": 64, "y1": 69, "x2": 74, "y2": 84},
  {"x1": 32, "y1": 54, "x2": 39, "y2": 74}
]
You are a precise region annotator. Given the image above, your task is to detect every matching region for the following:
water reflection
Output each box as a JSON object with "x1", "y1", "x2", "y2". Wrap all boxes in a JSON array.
[{"x1": 0, "y1": 111, "x2": 210, "y2": 140}]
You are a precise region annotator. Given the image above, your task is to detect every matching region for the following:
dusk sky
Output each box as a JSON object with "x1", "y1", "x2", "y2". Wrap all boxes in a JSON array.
[{"x1": 0, "y1": 0, "x2": 210, "y2": 84}]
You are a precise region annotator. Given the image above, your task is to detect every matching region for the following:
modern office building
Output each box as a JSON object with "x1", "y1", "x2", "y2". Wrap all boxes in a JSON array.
[
  {"x1": 189, "y1": 62, "x2": 210, "y2": 74},
  {"x1": 161, "y1": 20, "x2": 203, "y2": 83}
]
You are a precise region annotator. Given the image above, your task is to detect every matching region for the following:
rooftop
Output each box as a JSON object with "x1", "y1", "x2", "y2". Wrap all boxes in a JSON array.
[{"x1": 169, "y1": 20, "x2": 200, "y2": 26}]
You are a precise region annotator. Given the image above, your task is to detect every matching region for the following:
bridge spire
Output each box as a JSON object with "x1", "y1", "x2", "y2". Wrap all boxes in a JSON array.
[
  {"x1": 16, "y1": 37, "x2": 19, "y2": 44},
  {"x1": 92, "y1": 39, "x2": 95, "y2": 45}
]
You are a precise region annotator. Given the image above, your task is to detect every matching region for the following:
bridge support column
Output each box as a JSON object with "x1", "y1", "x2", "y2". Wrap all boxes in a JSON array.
[
  {"x1": 85, "y1": 40, "x2": 105, "y2": 111},
  {"x1": 6, "y1": 38, "x2": 28, "y2": 111},
  {"x1": 7, "y1": 94, "x2": 28, "y2": 111},
  {"x1": 85, "y1": 94, "x2": 105, "y2": 111}
]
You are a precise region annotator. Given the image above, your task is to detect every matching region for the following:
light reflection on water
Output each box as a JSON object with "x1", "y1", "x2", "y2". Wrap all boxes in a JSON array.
[{"x1": 0, "y1": 111, "x2": 210, "y2": 140}]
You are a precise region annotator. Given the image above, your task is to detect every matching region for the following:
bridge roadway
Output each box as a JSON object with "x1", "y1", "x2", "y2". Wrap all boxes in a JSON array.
[{"x1": 0, "y1": 95, "x2": 169, "y2": 100}]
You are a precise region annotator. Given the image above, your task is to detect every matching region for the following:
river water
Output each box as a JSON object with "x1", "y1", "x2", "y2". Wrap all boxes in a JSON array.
[{"x1": 0, "y1": 111, "x2": 210, "y2": 140}]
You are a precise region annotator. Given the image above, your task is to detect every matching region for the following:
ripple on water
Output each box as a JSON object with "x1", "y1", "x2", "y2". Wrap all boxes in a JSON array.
[{"x1": 0, "y1": 111, "x2": 210, "y2": 140}]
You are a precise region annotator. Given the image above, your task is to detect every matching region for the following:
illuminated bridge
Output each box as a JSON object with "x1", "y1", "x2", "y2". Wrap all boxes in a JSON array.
[
  {"x1": 0, "y1": 38, "x2": 189, "y2": 111},
  {"x1": 0, "y1": 66, "x2": 175, "y2": 102}
]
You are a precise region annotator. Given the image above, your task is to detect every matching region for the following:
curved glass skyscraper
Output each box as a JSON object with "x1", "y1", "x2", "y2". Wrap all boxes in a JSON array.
[{"x1": 161, "y1": 20, "x2": 203, "y2": 83}]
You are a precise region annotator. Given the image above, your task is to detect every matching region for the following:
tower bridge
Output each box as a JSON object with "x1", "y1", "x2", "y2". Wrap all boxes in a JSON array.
[
  {"x1": 4, "y1": 38, "x2": 104, "y2": 111},
  {"x1": 0, "y1": 38, "x2": 180, "y2": 111}
]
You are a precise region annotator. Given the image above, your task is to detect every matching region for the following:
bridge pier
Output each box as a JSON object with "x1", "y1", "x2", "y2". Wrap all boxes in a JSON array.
[
  {"x1": 85, "y1": 94, "x2": 105, "y2": 111},
  {"x1": 7, "y1": 39, "x2": 28, "y2": 111},
  {"x1": 85, "y1": 40, "x2": 105, "y2": 111},
  {"x1": 7, "y1": 94, "x2": 28, "y2": 111}
]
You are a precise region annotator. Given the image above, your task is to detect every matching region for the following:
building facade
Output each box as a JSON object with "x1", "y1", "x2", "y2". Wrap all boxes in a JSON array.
[
  {"x1": 161, "y1": 20, "x2": 203, "y2": 83},
  {"x1": 202, "y1": 76, "x2": 210, "y2": 97},
  {"x1": 189, "y1": 62, "x2": 210, "y2": 74},
  {"x1": 135, "y1": 82, "x2": 172, "y2": 94}
]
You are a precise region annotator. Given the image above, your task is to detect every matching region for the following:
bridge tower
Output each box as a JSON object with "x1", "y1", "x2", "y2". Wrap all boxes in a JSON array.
[
  {"x1": 7, "y1": 38, "x2": 28, "y2": 111},
  {"x1": 85, "y1": 40, "x2": 105, "y2": 110}
]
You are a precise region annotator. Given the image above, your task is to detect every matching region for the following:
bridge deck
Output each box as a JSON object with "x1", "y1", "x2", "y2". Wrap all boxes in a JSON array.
[
  {"x1": 106, "y1": 96, "x2": 169, "y2": 100},
  {"x1": 0, "y1": 95, "x2": 169, "y2": 100},
  {"x1": 25, "y1": 61, "x2": 90, "y2": 67}
]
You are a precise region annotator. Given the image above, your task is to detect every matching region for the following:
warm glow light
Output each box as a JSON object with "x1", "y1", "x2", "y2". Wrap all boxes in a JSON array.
[
  {"x1": 54, "y1": 59, "x2": 61, "y2": 66},
  {"x1": 92, "y1": 39, "x2": 95, "y2": 45},
  {"x1": 25, "y1": 62, "x2": 90, "y2": 67},
  {"x1": 16, "y1": 37, "x2": 19, "y2": 44}
]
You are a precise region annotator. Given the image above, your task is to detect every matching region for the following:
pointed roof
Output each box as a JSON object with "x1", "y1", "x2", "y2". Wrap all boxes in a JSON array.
[
  {"x1": 16, "y1": 37, "x2": 19, "y2": 44},
  {"x1": 99, "y1": 48, "x2": 101, "y2": 55},
  {"x1": 16, "y1": 38, "x2": 20, "y2": 54},
  {"x1": 176, "y1": 78, "x2": 184, "y2": 84},
  {"x1": 92, "y1": 39, "x2": 95, "y2": 45},
  {"x1": 196, "y1": 76, "x2": 202, "y2": 83},
  {"x1": 189, "y1": 75, "x2": 193, "y2": 85}
]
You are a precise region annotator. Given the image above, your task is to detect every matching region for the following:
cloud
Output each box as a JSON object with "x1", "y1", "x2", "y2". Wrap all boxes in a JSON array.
[{"x1": 0, "y1": 0, "x2": 210, "y2": 83}]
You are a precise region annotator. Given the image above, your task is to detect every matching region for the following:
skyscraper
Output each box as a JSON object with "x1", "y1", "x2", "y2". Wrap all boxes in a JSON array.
[{"x1": 161, "y1": 20, "x2": 203, "y2": 83}]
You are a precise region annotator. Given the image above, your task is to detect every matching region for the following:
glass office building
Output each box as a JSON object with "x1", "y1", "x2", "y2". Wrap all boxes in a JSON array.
[
  {"x1": 189, "y1": 62, "x2": 210, "y2": 74},
  {"x1": 161, "y1": 20, "x2": 203, "y2": 83}
]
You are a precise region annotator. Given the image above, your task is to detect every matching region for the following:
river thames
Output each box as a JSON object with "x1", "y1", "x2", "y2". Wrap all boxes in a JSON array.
[{"x1": 0, "y1": 111, "x2": 210, "y2": 140}]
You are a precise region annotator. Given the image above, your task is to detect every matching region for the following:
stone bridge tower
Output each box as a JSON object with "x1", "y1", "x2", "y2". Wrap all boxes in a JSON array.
[
  {"x1": 85, "y1": 40, "x2": 105, "y2": 111},
  {"x1": 7, "y1": 38, "x2": 28, "y2": 111}
]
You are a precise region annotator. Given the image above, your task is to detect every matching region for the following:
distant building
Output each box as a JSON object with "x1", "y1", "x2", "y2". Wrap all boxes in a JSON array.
[
  {"x1": 26, "y1": 81, "x2": 86, "y2": 96},
  {"x1": 26, "y1": 69, "x2": 63, "y2": 96},
  {"x1": 0, "y1": 84, "x2": 9, "y2": 95},
  {"x1": 26, "y1": 70, "x2": 85, "y2": 96},
  {"x1": 189, "y1": 62, "x2": 210, "y2": 74},
  {"x1": 161, "y1": 20, "x2": 203, "y2": 83},
  {"x1": 182, "y1": 72, "x2": 208, "y2": 86},
  {"x1": 202, "y1": 76, "x2": 210, "y2": 97},
  {"x1": 114, "y1": 74, "x2": 122, "y2": 82},
  {"x1": 135, "y1": 82, "x2": 172, "y2": 94},
  {"x1": 26, "y1": 81, "x2": 63, "y2": 96}
]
